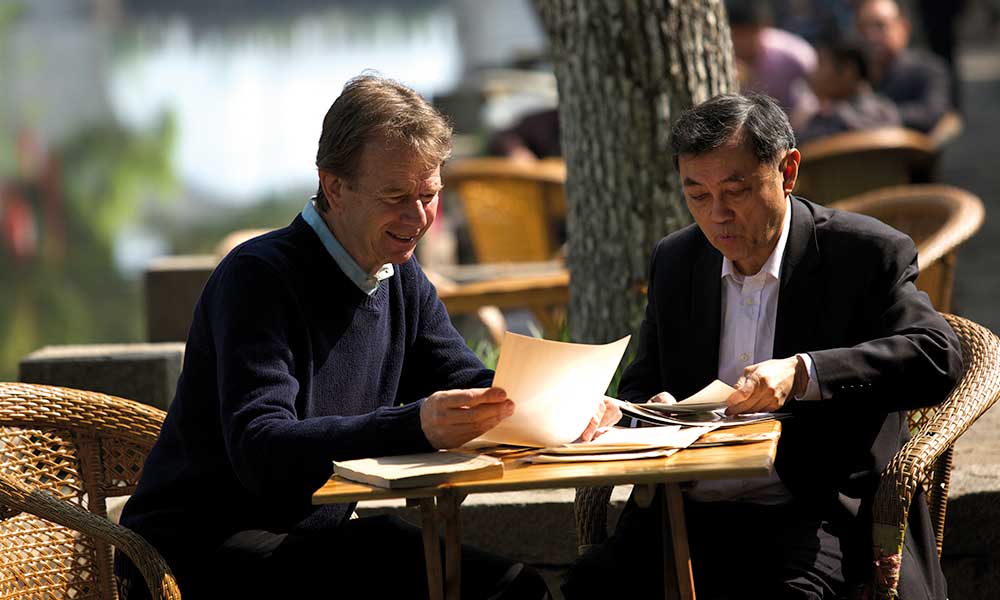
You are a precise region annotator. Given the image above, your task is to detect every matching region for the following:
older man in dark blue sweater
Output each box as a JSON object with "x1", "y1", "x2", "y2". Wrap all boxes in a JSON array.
[{"x1": 116, "y1": 75, "x2": 619, "y2": 600}]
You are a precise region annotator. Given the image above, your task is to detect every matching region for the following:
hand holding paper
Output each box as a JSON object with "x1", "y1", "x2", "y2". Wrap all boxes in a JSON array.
[
  {"x1": 475, "y1": 333, "x2": 630, "y2": 447},
  {"x1": 421, "y1": 387, "x2": 514, "y2": 449}
]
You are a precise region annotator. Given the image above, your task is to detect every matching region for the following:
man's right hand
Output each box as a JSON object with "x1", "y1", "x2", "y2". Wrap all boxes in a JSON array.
[
  {"x1": 648, "y1": 391, "x2": 678, "y2": 404},
  {"x1": 420, "y1": 387, "x2": 514, "y2": 449}
]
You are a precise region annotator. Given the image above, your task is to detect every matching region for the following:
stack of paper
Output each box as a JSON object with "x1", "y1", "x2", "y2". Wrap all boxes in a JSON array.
[{"x1": 521, "y1": 425, "x2": 717, "y2": 463}]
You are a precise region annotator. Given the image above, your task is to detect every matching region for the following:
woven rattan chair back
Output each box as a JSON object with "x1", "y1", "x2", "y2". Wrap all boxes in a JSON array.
[
  {"x1": 795, "y1": 128, "x2": 935, "y2": 205},
  {"x1": 445, "y1": 157, "x2": 566, "y2": 263},
  {"x1": 871, "y1": 314, "x2": 1000, "y2": 597},
  {"x1": 830, "y1": 184, "x2": 984, "y2": 314},
  {"x1": 0, "y1": 383, "x2": 168, "y2": 599}
]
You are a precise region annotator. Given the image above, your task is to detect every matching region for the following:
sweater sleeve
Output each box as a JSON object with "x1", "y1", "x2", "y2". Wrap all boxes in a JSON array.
[
  {"x1": 211, "y1": 255, "x2": 433, "y2": 501},
  {"x1": 402, "y1": 262, "x2": 494, "y2": 400}
]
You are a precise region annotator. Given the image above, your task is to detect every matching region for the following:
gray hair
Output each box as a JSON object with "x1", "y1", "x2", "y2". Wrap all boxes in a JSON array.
[{"x1": 670, "y1": 93, "x2": 795, "y2": 169}]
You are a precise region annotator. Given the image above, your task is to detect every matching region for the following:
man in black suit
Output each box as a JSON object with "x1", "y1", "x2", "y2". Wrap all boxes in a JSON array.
[{"x1": 562, "y1": 93, "x2": 960, "y2": 599}]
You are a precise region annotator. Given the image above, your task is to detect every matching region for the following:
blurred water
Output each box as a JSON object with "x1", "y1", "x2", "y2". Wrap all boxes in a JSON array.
[{"x1": 110, "y1": 5, "x2": 463, "y2": 204}]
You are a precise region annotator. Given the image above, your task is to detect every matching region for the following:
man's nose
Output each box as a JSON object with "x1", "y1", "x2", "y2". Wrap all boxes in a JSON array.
[
  {"x1": 401, "y1": 198, "x2": 428, "y2": 227},
  {"x1": 709, "y1": 196, "x2": 732, "y2": 222}
]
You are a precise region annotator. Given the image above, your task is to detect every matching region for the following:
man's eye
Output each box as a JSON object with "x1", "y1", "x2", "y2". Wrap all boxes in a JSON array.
[
  {"x1": 726, "y1": 187, "x2": 750, "y2": 197},
  {"x1": 689, "y1": 194, "x2": 709, "y2": 202},
  {"x1": 420, "y1": 193, "x2": 438, "y2": 203}
]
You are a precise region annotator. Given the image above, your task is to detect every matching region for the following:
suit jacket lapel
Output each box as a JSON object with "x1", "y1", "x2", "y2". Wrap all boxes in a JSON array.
[
  {"x1": 688, "y1": 238, "x2": 723, "y2": 394},
  {"x1": 774, "y1": 196, "x2": 822, "y2": 358}
]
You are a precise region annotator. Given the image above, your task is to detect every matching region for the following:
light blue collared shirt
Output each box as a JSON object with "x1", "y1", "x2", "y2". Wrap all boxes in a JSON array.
[{"x1": 302, "y1": 198, "x2": 394, "y2": 296}]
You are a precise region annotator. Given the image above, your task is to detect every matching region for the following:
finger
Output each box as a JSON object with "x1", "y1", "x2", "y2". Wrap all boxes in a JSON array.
[
  {"x1": 726, "y1": 386, "x2": 763, "y2": 415},
  {"x1": 600, "y1": 402, "x2": 622, "y2": 427},
  {"x1": 579, "y1": 417, "x2": 599, "y2": 442},
  {"x1": 447, "y1": 399, "x2": 515, "y2": 425},
  {"x1": 650, "y1": 392, "x2": 677, "y2": 404},
  {"x1": 441, "y1": 387, "x2": 508, "y2": 408}
]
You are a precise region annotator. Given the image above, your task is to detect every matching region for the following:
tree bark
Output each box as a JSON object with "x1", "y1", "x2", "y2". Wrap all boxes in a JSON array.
[{"x1": 534, "y1": 0, "x2": 736, "y2": 344}]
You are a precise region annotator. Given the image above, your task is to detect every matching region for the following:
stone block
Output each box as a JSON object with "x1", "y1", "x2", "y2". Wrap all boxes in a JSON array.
[
  {"x1": 144, "y1": 254, "x2": 216, "y2": 343},
  {"x1": 19, "y1": 343, "x2": 185, "y2": 410}
]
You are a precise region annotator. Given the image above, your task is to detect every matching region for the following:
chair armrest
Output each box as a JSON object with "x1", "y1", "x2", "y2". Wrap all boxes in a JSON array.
[
  {"x1": 870, "y1": 314, "x2": 1000, "y2": 599},
  {"x1": 0, "y1": 471, "x2": 181, "y2": 600}
]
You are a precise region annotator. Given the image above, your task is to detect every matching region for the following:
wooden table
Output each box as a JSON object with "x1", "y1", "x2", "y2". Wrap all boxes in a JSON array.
[{"x1": 313, "y1": 420, "x2": 781, "y2": 600}]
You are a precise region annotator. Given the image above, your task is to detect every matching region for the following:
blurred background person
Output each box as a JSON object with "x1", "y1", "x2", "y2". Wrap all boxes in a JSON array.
[
  {"x1": 855, "y1": 0, "x2": 953, "y2": 133},
  {"x1": 487, "y1": 107, "x2": 560, "y2": 161},
  {"x1": 726, "y1": 0, "x2": 818, "y2": 115},
  {"x1": 794, "y1": 38, "x2": 900, "y2": 144}
]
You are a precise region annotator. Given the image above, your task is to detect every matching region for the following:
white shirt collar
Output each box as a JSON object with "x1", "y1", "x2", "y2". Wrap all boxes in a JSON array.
[{"x1": 721, "y1": 196, "x2": 793, "y2": 284}]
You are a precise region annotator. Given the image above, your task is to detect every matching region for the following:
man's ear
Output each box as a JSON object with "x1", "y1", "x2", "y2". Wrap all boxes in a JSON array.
[
  {"x1": 780, "y1": 149, "x2": 801, "y2": 196},
  {"x1": 318, "y1": 170, "x2": 345, "y2": 214}
]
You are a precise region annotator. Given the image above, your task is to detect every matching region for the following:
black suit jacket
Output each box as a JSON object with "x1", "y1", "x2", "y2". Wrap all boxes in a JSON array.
[{"x1": 619, "y1": 196, "x2": 961, "y2": 595}]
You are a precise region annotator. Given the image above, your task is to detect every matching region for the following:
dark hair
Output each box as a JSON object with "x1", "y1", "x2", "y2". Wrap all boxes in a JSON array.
[
  {"x1": 314, "y1": 74, "x2": 452, "y2": 211},
  {"x1": 670, "y1": 93, "x2": 795, "y2": 169},
  {"x1": 725, "y1": 0, "x2": 769, "y2": 27},
  {"x1": 817, "y1": 38, "x2": 871, "y2": 82}
]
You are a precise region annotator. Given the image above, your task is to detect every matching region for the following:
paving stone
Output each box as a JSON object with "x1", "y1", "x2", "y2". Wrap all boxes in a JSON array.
[{"x1": 144, "y1": 254, "x2": 216, "y2": 343}]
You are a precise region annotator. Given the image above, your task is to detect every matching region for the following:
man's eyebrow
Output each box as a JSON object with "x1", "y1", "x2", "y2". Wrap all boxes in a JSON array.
[{"x1": 682, "y1": 172, "x2": 745, "y2": 187}]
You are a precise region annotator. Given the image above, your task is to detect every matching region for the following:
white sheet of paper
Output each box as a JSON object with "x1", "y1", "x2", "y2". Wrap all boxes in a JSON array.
[
  {"x1": 476, "y1": 332, "x2": 630, "y2": 448},
  {"x1": 524, "y1": 448, "x2": 679, "y2": 463},
  {"x1": 677, "y1": 379, "x2": 736, "y2": 408},
  {"x1": 541, "y1": 425, "x2": 717, "y2": 454}
]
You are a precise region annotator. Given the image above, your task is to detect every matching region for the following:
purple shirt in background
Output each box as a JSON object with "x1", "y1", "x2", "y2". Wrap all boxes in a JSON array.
[{"x1": 744, "y1": 27, "x2": 817, "y2": 113}]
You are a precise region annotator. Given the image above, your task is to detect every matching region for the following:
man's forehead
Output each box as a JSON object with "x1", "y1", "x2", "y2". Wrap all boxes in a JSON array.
[{"x1": 678, "y1": 139, "x2": 758, "y2": 179}]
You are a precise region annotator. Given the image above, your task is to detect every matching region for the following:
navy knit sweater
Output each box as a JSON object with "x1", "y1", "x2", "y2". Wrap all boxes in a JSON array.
[{"x1": 119, "y1": 215, "x2": 492, "y2": 575}]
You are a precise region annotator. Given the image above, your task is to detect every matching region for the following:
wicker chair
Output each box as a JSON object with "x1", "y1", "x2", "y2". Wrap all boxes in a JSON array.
[
  {"x1": 0, "y1": 382, "x2": 179, "y2": 600},
  {"x1": 795, "y1": 128, "x2": 935, "y2": 205},
  {"x1": 574, "y1": 314, "x2": 1000, "y2": 599},
  {"x1": 830, "y1": 185, "x2": 985, "y2": 312},
  {"x1": 444, "y1": 157, "x2": 566, "y2": 263}
]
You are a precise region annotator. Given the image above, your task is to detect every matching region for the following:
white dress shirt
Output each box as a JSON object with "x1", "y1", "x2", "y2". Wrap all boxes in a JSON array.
[{"x1": 687, "y1": 196, "x2": 820, "y2": 504}]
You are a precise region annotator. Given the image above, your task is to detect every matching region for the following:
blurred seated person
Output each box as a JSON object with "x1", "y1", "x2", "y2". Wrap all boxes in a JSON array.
[
  {"x1": 727, "y1": 0, "x2": 818, "y2": 115},
  {"x1": 794, "y1": 39, "x2": 900, "y2": 144},
  {"x1": 855, "y1": 0, "x2": 952, "y2": 132},
  {"x1": 488, "y1": 107, "x2": 560, "y2": 162}
]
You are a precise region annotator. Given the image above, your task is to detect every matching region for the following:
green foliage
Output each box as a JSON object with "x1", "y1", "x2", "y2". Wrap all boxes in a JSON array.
[{"x1": 0, "y1": 115, "x2": 176, "y2": 379}]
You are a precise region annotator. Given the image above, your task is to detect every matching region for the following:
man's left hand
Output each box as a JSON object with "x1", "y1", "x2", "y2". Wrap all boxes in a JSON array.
[
  {"x1": 725, "y1": 356, "x2": 807, "y2": 416},
  {"x1": 578, "y1": 396, "x2": 623, "y2": 442}
]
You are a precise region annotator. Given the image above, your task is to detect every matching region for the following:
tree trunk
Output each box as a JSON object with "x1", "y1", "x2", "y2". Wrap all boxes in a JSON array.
[{"x1": 534, "y1": 0, "x2": 736, "y2": 345}]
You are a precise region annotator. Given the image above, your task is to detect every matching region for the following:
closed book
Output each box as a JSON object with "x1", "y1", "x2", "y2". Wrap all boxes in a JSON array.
[{"x1": 333, "y1": 451, "x2": 504, "y2": 489}]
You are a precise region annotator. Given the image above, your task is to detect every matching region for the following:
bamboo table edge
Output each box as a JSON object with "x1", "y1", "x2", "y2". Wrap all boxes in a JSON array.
[
  {"x1": 312, "y1": 420, "x2": 781, "y2": 504},
  {"x1": 311, "y1": 421, "x2": 781, "y2": 600}
]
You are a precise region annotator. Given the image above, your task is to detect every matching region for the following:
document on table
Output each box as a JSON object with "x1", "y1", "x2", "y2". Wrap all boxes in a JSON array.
[
  {"x1": 539, "y1": 425, "x2": 717, "y2": 455},
  {"x1": 473, "y1": 332, "x2": 630, "y2": 448}
]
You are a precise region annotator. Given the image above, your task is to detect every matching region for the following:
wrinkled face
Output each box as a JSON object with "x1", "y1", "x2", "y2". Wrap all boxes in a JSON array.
[
  {"x1": 679, "y1": 135, "x2": 799, "y2": 275},
  {"x1": 320, "y1": 139, "x2": 442, "y2": 274},
  {"x1": 856, "y1": 0, "x2": 910, "y2": 63}
]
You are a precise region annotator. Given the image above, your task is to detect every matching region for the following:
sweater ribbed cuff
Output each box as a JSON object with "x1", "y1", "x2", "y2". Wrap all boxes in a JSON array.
[{"x1": 375, "y1": 400, "x2": 435, "y2": 455}]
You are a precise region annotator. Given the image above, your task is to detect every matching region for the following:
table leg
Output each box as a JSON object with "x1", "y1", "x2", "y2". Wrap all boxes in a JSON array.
[
  {"x1": 439, "y1": 491, "x2": 465, "y2": 600},
  {"x1": 418, "y1": 497, "x2": 444, "y2": 600},
  {"x1": 661, "y1": 483, "x2": 696, "y2": 600}
]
